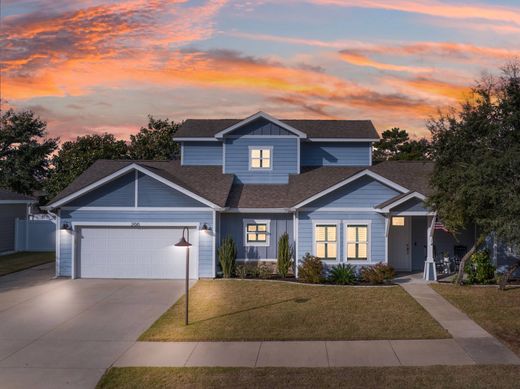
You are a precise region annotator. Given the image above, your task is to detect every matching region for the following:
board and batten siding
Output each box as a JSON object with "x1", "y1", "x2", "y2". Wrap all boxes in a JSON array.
[
  {"x1": 298, "y1": 210, "x2": 386, "y2": 264},
  {"x1": 137, "y1": 172, "x2": 205, "y2": 207},
  {"x1": 220, "y1": 213, "x2": 293, "y2": 261},
  {"x1": 224, "y1": 137, "x2": 298, "y2": 184},
  {"x1": 306, "y1": 176, "x2": 401, "y2": 209},
  {"x1": 229, "y1": 118, "x2": 295, "y2": 136},
  {"x1": 67, "y1": 172, "x2": 135, "y2": 207},
  {"x1": 301, "y1": 142, "x2": 372, "y2": 166},
  {"x1": 58, "y1": 210, "x2": 214, "y2": 278},
  {"x1": 182, "y1": 141, "x2": 223, "y2": 166}
]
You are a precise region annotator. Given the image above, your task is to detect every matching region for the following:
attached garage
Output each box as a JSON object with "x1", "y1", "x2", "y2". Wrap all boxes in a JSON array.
[{"x1": 75, "y1": 225, "x2": 199, "y2": 279}]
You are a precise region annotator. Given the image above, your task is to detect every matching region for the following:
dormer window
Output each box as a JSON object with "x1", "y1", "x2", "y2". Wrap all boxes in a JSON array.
[{"x1": 249, "y1": 147, "x2": 272, "y2": 170}]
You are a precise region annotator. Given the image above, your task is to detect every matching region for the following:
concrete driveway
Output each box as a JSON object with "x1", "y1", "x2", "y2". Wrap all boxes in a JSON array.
[{"x1": 0, "y1": 263, "x2": 188, "y2": 389}]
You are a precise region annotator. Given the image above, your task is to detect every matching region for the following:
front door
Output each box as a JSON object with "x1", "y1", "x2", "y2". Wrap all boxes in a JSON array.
[{"x1": 388, "y1": 216, "x2": 411, "y2": 271}]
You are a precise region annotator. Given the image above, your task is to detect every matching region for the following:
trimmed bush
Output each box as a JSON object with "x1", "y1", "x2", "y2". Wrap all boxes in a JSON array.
[
  {"x1": 465, "y1": 250, "x2": 496, "y2": 284},
  {"x1": 277, "y1": 232, "x2": 293, "y2": 278},
  {"x1": 361, "y1": 263, "x2": 395, "y2": 284},
  {"x1": 218, "y1": 236, "x2": 236, "y2": 278},
  {"x1": 298, "y1": 253, "x2": 323, "y2": 284},
  {"x1": 328, "y1": 263, "x2": 357, "y2": 285}
]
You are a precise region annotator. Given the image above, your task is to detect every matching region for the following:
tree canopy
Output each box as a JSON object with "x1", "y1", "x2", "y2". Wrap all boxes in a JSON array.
[
  {"x1": 373, "y1": 127, "x2": 431, "y2": 162},
  {"x1": 0, "y1": 109, "x2": 58, "y2": 195},
  {"x1": 128, "y1": 116, "x2": 180, "y2": 160},
  {"x1": 427, "y1": 62, "x2": 520, "y2": 274},
  {"x1": 45, "y1": 133, "x2": 129, "y2": 200}
]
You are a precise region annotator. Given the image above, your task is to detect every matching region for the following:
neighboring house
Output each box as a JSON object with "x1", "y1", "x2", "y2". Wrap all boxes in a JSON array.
[
  {"x1": 44, "y1": 111, "x2": 475, "y2": 279},
  {"x1": 0, "y1": 189, "x2": 36, "y2": 254}
]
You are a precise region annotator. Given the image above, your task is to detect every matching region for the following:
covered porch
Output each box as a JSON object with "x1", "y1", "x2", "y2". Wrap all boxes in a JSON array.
[{"x1": 378, "y1": 192, "x2": 476, "y2": 280}]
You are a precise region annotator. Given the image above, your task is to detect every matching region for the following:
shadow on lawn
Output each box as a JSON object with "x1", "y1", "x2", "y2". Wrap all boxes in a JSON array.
[{"x1": 190, "y1": 297, "x2": 311, "y2": 324}]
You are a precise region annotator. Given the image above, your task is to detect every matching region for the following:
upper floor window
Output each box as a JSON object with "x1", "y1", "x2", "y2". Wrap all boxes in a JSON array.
[{"x1": 249, "y1": 147, "x2": 272, "y2": 170}]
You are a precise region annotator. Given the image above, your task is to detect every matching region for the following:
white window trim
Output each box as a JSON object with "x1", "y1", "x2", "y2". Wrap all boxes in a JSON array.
[
  {"x1": 344, "y1": 220, "x2": 372, "y2": 264},
  {"x1": 312, "y1": 220, "x2": 341, "y2": 263},
  {"x1": 248, "y1": 146, "x2": 273, "y2": 171},
  {"x1": 243, "y1": 219, "x2": 271, "y2": 247}
]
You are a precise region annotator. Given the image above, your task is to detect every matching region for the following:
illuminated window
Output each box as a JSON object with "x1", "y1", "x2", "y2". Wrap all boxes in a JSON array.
[
  {"x1": 315, "y1": 224, "x2": 337, "y2": 260},
  {"x1": 244, "y1": 220, "x2": 270, "y2": 247},
  {"x1": 346, "y1": 225, "x2": 368, "y2": 260},
  {"x1": 250, "y1": 147, "x2": 271, "y2": 170},
  {"x1": 392, "y1": 217, "x2": 405, "y2": 226}
]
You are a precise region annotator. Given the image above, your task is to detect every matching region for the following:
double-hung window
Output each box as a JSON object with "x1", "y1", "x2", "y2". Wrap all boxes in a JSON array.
[
  {"x1": 346, "y1": 224, "x2": 369, "y2": 261},
  {"x1": 244, "y1": 220, "x2": 270, "y2": 246},
  {"x1": 315, "y1": 224, "x2": 337, "y2": 260},
  {"x1": 250, "y1": 147, "x2": 271, "y2": 170}
]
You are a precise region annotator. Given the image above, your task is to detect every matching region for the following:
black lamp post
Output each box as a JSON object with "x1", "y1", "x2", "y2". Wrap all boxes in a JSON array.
[{"x1": 174, "y1": 227, "x2": 192, "y2": 326}]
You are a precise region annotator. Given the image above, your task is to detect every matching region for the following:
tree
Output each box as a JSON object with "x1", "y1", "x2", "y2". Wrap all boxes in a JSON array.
[
  {"x1": 427, "y1": 61, "x2": 520, "y2": 285},
  {"x1": 128, "y1": 116, "x2": 180, "y2": 160},
  {"x1": 373, "y1": 127, "x2": 430, "y2": 162},
  {"x1": 45, "y1": 133, "x2": 128, "y2": 201},
  {"x1": 0, "y1": 109, "x2": 58, "y2": 195}
]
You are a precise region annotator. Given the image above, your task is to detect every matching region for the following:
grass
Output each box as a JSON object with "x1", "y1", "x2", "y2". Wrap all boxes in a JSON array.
[
  {"x1": 97, "y1": 366, "x2": 520, "y2": 389},
  {"x1": 432, "y1": 284, "x2": 520, "y2": 355},
  {"x1": 140, "y1": 280, "x2": 449, "y2": 341},
  {"x1": 0, "y1": 251, "x2": 55, "y2": 276}
]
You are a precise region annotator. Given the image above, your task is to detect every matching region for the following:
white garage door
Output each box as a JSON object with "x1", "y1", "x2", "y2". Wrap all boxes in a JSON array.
[{"x1": 78, "y1": 227, "x2": 198, "y2": 279}]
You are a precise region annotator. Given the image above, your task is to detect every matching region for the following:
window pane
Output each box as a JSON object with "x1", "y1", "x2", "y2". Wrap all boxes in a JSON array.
[
  {"x1": 251, "y1": 158, "x2": 261, "y2": 168},
  {"x1": 357, "y1": 226, "x2": 368, "y2": 242},
  {"x1": 262, "y1": 149, "x2": 270, "y2": 158},
  {"x1": 257, "y1": 224, "x2": 267, "y2": 231},
  {"x1": 316, "y1": 243, "x2": 326, "y2": 258},
  {"x1": 358, "y1": 243, "x2": 367, "y2": 259},
  {"x1": 247, "y1": 233, "x2": 257, "y2": 241},
  {"x1": 347, "y1": 227, "x2": 357, "y2": 242},
  {"x1": 347, "y1": 243, "x2": 357, "y2": 259},
  {"x1": 251, "y1": 149, "x2": 261, "y2": 158},
  {"x1": 247, "y1": 225, "x2": 257, "y2": 232},
  {"x1": 327, "y1": 226, "x2": 337, "y2": 242},
  {"x1": 262, "y1": 158, "x2": 271, "y2": 168},
  {"x1": 392, "y1": 217, "x2": 405, "y2": 226},
  {"x1": 316, "y1": 226, "x2": 326, "y2": 241},
  {"x1": 328, "y1": 243, "x2": 337, "y2": 259},
  {"x1": 257, "y1": 233, "x2": 266, "y2": 242}
]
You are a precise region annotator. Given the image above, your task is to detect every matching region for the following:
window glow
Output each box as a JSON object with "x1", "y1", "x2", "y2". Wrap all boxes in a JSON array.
[
  {"x1": 246, "y1": 223, "x2": 268, "y2": 243},
  {"x1": 392, "y1": 217, "x2": 405, "y2": 226},
  {"x1": 250, "y1": 148, "x2": 271, "y2": 170},
  {"x1": 346, "y1": 225, "x2": 368, "y2": 260},
  {"x1": 315, "y1": 224, "x2": 337, "y2": 260}
]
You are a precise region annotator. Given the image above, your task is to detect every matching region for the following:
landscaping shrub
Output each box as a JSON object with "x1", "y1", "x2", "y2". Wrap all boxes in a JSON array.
[
  {"x1": 298, "y1": 253, "x2": 323, "y2": 284},
  {"x1": 328, "y1": 263, "x2": 357, "y2": 285},
  {"x1": 235, "y1": 264, "x2": 247, "y2": 279},
  {"x1": 218, "y1": 236, "x2": 236, "y2": 278},
  {"x1": 258, "y1": 263, "x2": 272, "y2": 279},
  {"x1": 277, "y1": 232, "x2": 293, "y2": 278},
  {"x1": 361, "y1": 263, "x2": 395, "y2": 284},
  {"x1": 465, "y1": 250, "x2": 496, "y2": 284}
]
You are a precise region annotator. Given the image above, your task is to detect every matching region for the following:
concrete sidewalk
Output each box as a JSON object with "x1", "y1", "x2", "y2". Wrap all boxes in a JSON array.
[
  {"x1": 401, "y1": 284, "x2": 520, "y2": 365},
  {"x1": 115, "y1": 339, "x2": 477, "y2": 368}
]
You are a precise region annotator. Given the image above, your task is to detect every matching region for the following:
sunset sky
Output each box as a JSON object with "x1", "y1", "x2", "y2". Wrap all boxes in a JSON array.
[{"x1": 1, "y1": 0, "x2": 519, "y2": 141}]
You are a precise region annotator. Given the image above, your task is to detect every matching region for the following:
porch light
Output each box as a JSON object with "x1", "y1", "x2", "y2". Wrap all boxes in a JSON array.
[
  {"x1": 201, "y1": 223, "x2": 210, "y2": 231},
  {"x1": 174, "y1": 227, "x2": 192, "y2": 325},
  {"x1": 61, "y1": 223, "x2": 72, "y2": 230}
]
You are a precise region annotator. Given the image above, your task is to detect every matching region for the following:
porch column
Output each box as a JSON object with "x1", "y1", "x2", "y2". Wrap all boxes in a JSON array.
[{"x1": 423, "y1": 215, "x2": 437, "y2": 281}]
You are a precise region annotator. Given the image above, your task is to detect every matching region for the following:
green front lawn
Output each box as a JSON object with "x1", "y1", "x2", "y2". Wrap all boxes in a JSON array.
[
  {"x1": 140, "y1": 280, "x2": 449, "y2": 341},
  {"x1": 97, "y1": 366, "x2": 520, "y2": 389},
  {"x1": 0, "y1": 251, "x2": 55, "y2": 276},
  {"x1": 432, "y1": 284, "x2": 520, "y2": 355}
]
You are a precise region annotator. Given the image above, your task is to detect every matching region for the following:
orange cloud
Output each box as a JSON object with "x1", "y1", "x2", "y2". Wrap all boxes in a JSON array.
[
  {"x1": 385, "y1": 77, "x2": 471, "y2": 101},
  {"x1": 339, "y1": 51, "x2": 433, "y2": 73}
]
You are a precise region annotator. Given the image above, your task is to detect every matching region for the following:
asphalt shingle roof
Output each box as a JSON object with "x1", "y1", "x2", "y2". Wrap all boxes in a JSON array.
[
  {"x1": 0, "y1": 189, "x2": 35, "y2": 202},
  {"x1": 49, "y1": 160, "x2": 434, "y2": 209},
  {"x1": 175, "y1": 119, "x2": 379, "y2": 139}
]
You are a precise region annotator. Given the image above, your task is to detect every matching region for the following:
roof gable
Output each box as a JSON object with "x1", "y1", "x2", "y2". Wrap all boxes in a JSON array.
[{"x1": 214, "y1": 112, "x2": 306, "y2": 138}]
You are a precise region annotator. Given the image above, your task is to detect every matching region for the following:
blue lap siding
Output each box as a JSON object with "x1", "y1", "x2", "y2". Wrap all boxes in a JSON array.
[
  {"x1": 68, "y1": 172, "x2": 135, "y2": 207},
  {"x1": 137, "y1": 172, "x2": 206, "y2": 207},
  {"x1": 182, "y1": 141, "x2": 223, "y2": 166},
  {"x1": 301, "y1": 142, "x2": 371, "y2": 166}
]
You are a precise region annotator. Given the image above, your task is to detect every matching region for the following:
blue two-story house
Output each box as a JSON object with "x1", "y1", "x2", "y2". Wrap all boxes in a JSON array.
[{"x1": 46, "y1": 112, "x2": 475, "y2": 279}]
